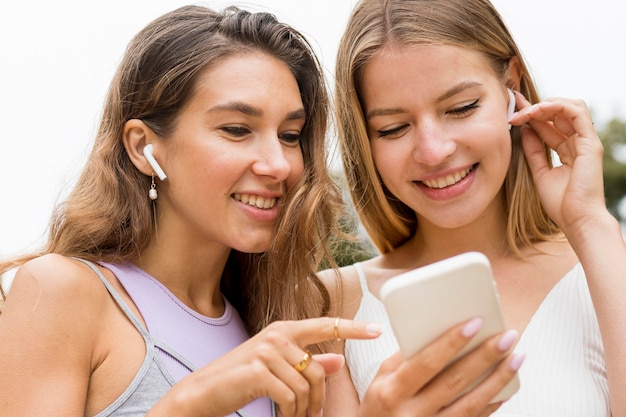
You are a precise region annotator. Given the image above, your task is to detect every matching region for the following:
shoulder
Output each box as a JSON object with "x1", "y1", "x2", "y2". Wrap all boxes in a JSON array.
[
  {"x1": 15, "y1": 254, "x2": 105, "y2": 299},
  {"x1": 318, "y1": 259, "x2": 379, "y2": 319},
  {"x1": 531, "y1": 238, "x2": 579, "y2": 272},
  {"x1": 319, "y1": 263, "x2": 362, "y2": 298},
  {"x1": 0, "y1": 255, "x2": 121, "y2": 411},
  {"x1": 6, "y1": 254, "x2": 110, "y2": 331}
]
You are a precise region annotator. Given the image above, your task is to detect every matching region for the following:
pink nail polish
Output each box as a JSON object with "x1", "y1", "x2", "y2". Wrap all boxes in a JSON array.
[
  {"x1": 367, "y1": 323, "x2": 383, "y2": 336},
  {"x1": 462, "y1": 318, "x2": 483, "y2": 338},
  {"x1": 509, "y1": 353, "x2": 525, "y2": 371},
  {"x1": 497, "y1": 329, "x2": 518, "y2": 351}
]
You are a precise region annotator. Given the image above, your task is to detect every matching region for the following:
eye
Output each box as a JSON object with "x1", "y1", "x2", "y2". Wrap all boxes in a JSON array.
[
  {"x1": 448, "y1": 99, "x2": 480, "y2": 117},
  {"x1": 376, "y1": 124, "x2": 409, "y2": 139},
  {"x1": 278, "y1": 131, "x2": 302, "y2": 147},
  {"x1": 221, "y1": 126, "x2": 251, "y2": 137}
]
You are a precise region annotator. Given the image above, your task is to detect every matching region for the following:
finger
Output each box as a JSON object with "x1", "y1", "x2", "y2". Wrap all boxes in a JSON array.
[
  {"x1": 275, "y1": 317, "x2": 382, "y2": 347},
  {"x1": 441, "y1": 353, "x2": 523, "y2": 417},
  {"x1": 378, "y1": 318, "x2": 484, "y2": 401},
  {"x1": 300, "y1": 360, "x2": 326, "y2": 417},
  {"x1": 413, "y1": 329, "x2": 519, "y2": 414},
  {"x1": 520, "y1": 125, "x2": 551, "y2": 182},
  {"x1": 425, "y1": 330, "x2": 524, "y2": 415},
  {"x1": 312, "y1": 353, "x2": 345, "y2": 376},
  {"x1": 439, "y1": 400, "x2": 503, "y2": 417},
  {"x1": 510, "y1": 92, "x2": 570, "y2": 152},
  {"x1": 289, "y1": 350, "x2": 328, "y2": 417},
  {"x1": 541, "y1": 98, "x2": 595, "y2": 139},
  {"x1": 510, "y1": 94, "x2": 595, "y2": 144},
  {"x1": 514, "y1": 96, "x2": 602, "y2": 171},
  {"x1": 261, "y1": 371, "x2": 301, "y2": 417},
  {"x1": 269, "y1": 350, "x2": 316, "y2": 417},
  {"x1": 465, "y1": 352, "x2": 524, "y2": 403}
]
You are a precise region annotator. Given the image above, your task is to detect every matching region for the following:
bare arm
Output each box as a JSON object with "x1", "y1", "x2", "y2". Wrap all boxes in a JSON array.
[
  {"x1": 571, "y1": 217, "x2": 626, "y2": 416},
  {"x1": 0, "y1": 255, "x2": 97, "y2": 415},
  {"x1": 512, "y1": 92, "x2": 626, "y2": 415}
]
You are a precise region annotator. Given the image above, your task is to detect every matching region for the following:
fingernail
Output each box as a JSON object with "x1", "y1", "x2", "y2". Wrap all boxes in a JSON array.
[
  {"x1": 336, "y1": 354, "x2": 345, "y2": 368},
  {"x1": 367, "y1": 323, "x2": 383, "y2": 336},
  {"x1": 461, "y1": 318, "x2": 483, "y2": 338},
  {"x1": 509, "y1": 353, "x2": 525, "y2": 371},
  {"x1": 497, "y1": 329, "x2": 518, "y2": 351},
  {"x1": 513, "y1": 90, "x2": 528, "y2": 102}
]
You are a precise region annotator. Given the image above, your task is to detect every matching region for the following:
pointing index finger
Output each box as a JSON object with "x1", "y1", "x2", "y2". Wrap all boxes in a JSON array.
[{"x1": 291, "y1": 317, "x2": 382, "y2": 347}]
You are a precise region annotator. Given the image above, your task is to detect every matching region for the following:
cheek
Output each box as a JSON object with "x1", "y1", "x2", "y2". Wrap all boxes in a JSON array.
[
  {"x1": 487, "y1": 127, "x2": 513, "y2": 162},
  {"x1": 371, "y1": 141, "x2": 402, "y2": 183},
  {"x1": 286, "y1": 148, "x2": 305, "y2": 186}
]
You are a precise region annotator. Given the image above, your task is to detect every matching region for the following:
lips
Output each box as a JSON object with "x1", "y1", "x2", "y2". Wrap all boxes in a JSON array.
[
  {"x1": 233, "y1": 193, "x2": 278, "y2": 209},
  {"x1": 420, "y1": 166, "x2": 473, "y2": 189}
]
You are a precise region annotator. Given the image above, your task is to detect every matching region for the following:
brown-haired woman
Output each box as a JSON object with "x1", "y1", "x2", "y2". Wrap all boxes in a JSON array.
[{"x1": 0, "y1": 5, "x2": 383, "y2": 416}]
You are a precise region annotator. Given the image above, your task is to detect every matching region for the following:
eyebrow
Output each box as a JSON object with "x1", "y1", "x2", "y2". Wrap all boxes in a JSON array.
[
  {"x1": 207, "y1": 102, "x2": 306, "y2": 121},
  {"x1": 365, "y1": 81, "x2": 483, "y2": 120},
  {"x1": 436, "y1": 81, "x2": 483, "y2": 103},
  {"x1": 208, "y1": 102, "x2": 263, "y2": 116}
]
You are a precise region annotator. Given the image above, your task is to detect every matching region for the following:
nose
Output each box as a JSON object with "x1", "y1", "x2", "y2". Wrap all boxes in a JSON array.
[
  {"x1": 252, "y1": 135, "x2": 292, "y2": 181},
  {"x1": 411, "y1": 120, "x2": 456, "y2": 166}
]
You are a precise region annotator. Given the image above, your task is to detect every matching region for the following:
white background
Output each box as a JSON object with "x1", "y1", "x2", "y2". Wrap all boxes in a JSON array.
[{"x1": 1, "y1": 0, "x2": 625, "y2": 258}]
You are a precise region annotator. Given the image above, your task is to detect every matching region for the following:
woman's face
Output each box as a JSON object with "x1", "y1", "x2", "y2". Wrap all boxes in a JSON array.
[
  {"x1": 157, "y1": 51, "x2": 306, "y2": 253},
  {"x1": 360, "y1": 44, "x2": 513, "y2": 230}
]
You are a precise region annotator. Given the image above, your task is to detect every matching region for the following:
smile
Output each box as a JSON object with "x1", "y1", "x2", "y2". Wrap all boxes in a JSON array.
[
  {"x1": 233, "y1": 193, "x2": 278, "y2": 209},
  {"x1": 421, "y1": 166, "x2": 473, "y2": 189}
]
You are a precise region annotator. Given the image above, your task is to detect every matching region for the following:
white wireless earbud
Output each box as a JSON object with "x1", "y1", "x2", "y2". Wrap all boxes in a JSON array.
[
  {"x1": 507, "y1": 88, "x2": 516, "y2": 130},
  {"x1": 143, "y1": 144, "x2": 167, "y2": 181}
]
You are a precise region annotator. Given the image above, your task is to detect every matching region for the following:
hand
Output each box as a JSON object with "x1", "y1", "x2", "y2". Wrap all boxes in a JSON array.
[
  {"x1": 509, "y1": 92, "x2": 607, "y2": 235},
  {"x1": 357, "y1": 319, "x2": 523, "y2": 417},
  {"x1": 156, "y1": 317, "x2": 381, "y2": 417}
]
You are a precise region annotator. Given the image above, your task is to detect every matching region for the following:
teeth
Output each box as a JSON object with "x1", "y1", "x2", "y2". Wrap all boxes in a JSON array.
[
  {"x1": 233, "y1": 193, "x2": 277, "y2": 209},
  {"x1": 422, "y1": 167, "x2": 472, "y2": 189}
]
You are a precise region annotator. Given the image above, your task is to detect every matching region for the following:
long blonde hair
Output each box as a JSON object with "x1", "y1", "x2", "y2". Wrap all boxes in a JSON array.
[
  {"x1": 0, "y1": 5, "x2": 342, "y2": 333},
  {"x1": 335, "y1": 0, "x2": 560, "y2": 254}
]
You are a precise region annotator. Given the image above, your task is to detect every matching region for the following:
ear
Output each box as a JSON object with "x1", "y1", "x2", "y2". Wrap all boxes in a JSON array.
[
  {"x1": 123, "y1": 119, "x2": 159, "y2": 176},
  {"x1": 506, "y1": 56, "x2": 523, "y2": 91}
]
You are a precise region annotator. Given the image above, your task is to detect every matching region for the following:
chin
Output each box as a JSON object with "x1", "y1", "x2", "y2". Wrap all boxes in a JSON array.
[{"x1": 232, "y1": 235, "x2": 273, "y2": 254}]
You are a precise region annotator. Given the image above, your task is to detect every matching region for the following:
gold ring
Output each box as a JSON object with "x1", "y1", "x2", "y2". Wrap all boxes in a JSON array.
[
  {"x1": 294, "y1": 350, "x2": 312, "y2": 372},
  {"x1": 334, "y1": 317, "x2": 341, "y2": 341}
]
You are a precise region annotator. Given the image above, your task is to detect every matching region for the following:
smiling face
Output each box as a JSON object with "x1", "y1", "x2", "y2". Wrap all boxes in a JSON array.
[
  {"x1": 156, "y1": 51, "x2": 305, "y2": 253},
  {"x1": 360, "y1": 44, "x2": 514, "y2": 230}
]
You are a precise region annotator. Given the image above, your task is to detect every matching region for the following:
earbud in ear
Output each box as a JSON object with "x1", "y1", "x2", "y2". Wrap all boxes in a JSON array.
[
  {"x1": 507, "y1": 88, "x2": 516, "y2": 130},
  {"x1": 143, "y1": 144, "x2": 167, "y2": 181}
]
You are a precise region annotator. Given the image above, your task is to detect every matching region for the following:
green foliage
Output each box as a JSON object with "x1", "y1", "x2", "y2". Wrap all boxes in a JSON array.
[
  {"x1": 330, "y1": 211, "x2": 378, "y2": 267},
  {"x1": 599, "y1": 118, "x2": 626, "y2": 222},
  {"x1": 325, "y1": 172, "x2": 378, "y2": 269}
]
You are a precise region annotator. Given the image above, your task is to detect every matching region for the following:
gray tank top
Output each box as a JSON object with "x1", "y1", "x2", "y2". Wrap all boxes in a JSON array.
[{"x1": 77, "y1": 259, "x2": 274, "y2": 417}]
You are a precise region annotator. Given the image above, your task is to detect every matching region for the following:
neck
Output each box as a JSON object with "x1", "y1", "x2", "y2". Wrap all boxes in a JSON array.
[
  {"x1": 133, "y1": 239, "x2": 231, "y2": 318},
  {"x1": 405, "y1": 198, "x2": 510, "y2": 266}
]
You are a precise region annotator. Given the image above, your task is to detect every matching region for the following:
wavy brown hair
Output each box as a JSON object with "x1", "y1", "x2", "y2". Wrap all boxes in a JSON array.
[
  {"x1": 335, "y1": 0, "x2": 560, "y2": 254},
  {"x1": 0, "y1": 5, "x2": 342, "y2": 333}
]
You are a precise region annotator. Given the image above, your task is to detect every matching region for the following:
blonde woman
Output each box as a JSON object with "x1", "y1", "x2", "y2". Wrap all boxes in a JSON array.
[{"x1": 324, "y1": 0, "x2": 626, "y2": 415}]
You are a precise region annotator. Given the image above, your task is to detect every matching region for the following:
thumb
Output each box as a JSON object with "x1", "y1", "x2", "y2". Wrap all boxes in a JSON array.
[
  {"x1": 521, "y1": 125, "x2": 550, "y2": 181},
  {"x1": 312, "y1": 353, "x2": 345, "y2": 376}
]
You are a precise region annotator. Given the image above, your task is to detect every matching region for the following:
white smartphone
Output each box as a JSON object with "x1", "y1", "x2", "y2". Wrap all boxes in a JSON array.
[{"x1": 379, "y1": 251, "x2": 519, "y2": 403}]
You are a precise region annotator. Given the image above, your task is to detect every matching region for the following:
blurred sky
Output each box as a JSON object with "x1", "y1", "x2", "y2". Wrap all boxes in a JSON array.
[{"x1": 1, "y1": 0, "x2": 625, "y2": 258}]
